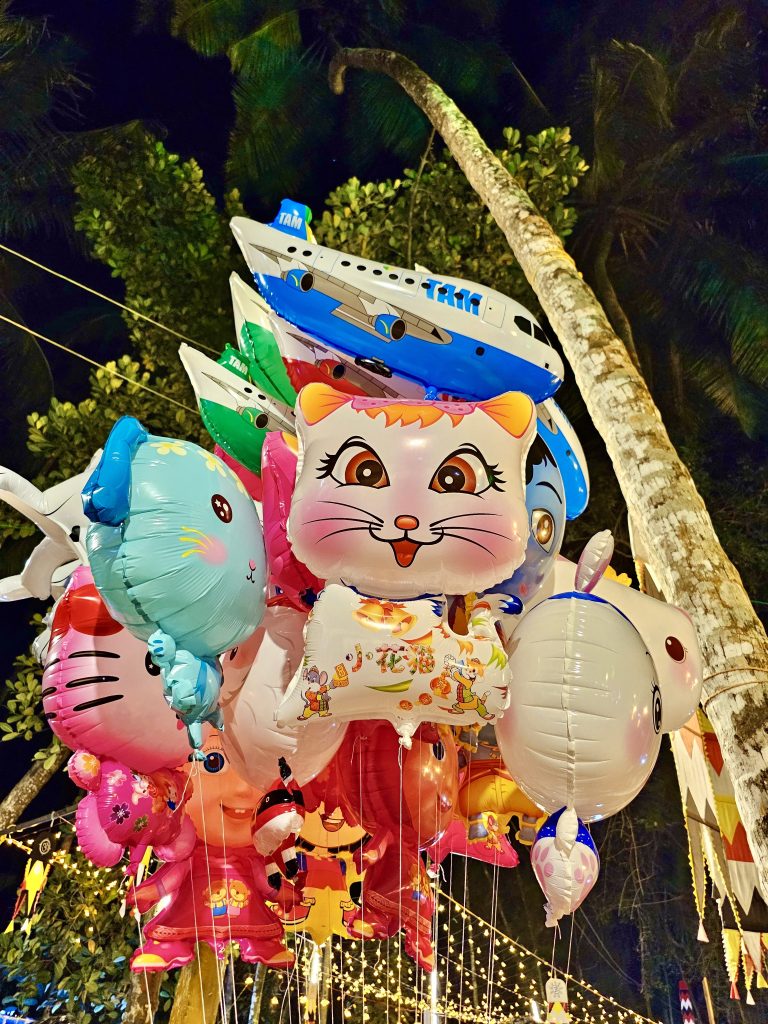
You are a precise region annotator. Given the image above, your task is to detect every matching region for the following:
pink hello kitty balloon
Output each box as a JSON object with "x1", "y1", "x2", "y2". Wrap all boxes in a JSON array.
[
  {"x1": 287, "y1": 384, "x2": 536, "y2": 599},
  {"x1": 42, "y1": 567, "x2": 191, "y2": 772}
]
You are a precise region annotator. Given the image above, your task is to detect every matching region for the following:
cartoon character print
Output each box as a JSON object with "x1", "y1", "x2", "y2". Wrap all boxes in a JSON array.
[
  {"x1": 83, "y1": 416, "x2": 267, "y2": 753},
  {"x1": 446, "y1": 656, "x2": 493, "y2": 719},
  {"x1": 299, "y1": 665, "x2": 332, "y2": 719},
  {"x1": 288, "y1": 383, "x2": 536, "y2": 599},
  {"x1": 41, "y1": 567, "x2": 191, "y2": 773},
  {"x1": 278, "y1": 587, "x2": 509, "y2": 745},
  {"x1": 68, "y1": 752, "x2": 195, "y2": 869}
]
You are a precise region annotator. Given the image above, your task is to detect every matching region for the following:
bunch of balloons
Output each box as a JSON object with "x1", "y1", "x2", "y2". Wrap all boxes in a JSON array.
[{"x1": 0, "y1": 198, "x2": 704, "y2": 970}]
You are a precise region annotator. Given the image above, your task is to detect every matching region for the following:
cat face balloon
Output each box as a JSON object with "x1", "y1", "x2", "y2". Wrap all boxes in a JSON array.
[{"x1": 288, "y1": 385, "x2": 536, "y2": 598}]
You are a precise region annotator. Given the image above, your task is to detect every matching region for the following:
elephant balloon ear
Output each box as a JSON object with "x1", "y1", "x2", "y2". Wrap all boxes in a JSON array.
[
  {"x1": 82, "y1": 417, "x2": 148, "y2": 526},
  {"x1": 575, "y1": 530, "x2": 614, "y2": 593}
]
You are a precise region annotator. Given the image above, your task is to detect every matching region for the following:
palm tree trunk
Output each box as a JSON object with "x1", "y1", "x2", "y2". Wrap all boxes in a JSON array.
[
  {"x1": 123, "y1": 970, "x2": 162, "y2": 1024},
  {"x1": 329, "y1": 48, "x2": 768, "y2": 894}
]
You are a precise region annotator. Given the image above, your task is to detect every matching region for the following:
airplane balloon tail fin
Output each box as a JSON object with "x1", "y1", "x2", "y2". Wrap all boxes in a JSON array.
[{"x1": 270, "y1": 199, "x2": 314, "y2": 242}]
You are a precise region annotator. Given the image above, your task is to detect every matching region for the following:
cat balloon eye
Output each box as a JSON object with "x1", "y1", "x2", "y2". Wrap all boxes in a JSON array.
[{"x1": 429, "y1": 446, "x2": 502, "y2": 496}]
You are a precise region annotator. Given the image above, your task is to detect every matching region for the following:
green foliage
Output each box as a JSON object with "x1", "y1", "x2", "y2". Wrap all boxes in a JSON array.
[
  {"x1": 315, "y1": 126, "x2": 588, "y2": 311},
  {"x1": 149, "y1": 0, "x2": 541, "y2": 204},
  {"x1": 1, "y1": 646, "x2": 47, "y2": 742},
  {"x1": 0, "y1": 838, "x2": 166, "y2": 1021},
  {"x1": 573, "y1": 8, "x2": 768, "y2": 437},
  {"x1": 21, "y1": 128, "x2": 244, "y2": 485},
  {"x1": 0, "y1": 0, "x2": 82, "y2": 237}
]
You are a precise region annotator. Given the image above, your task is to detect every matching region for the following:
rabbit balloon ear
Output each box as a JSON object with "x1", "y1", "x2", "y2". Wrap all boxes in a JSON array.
[
  {"x1": 0, "y1": 450, "x2": 102, "y2": 602},
  {"x1": 82, "y1": 417, "x2": 148, "y2": 527}
]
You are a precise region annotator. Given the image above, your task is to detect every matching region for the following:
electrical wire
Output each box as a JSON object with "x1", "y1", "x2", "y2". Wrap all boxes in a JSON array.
[
  {"x1": 0, "y1": 313, "x2": 197, "y2": 414},
  {"x1": 0, "y1": 241, "x2": 219, "y2": 354}
]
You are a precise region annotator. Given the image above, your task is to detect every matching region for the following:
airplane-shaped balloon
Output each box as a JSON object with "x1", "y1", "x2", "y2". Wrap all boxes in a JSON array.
[
  {"x1": 0, "y1": 452, "x2": 101, "y2": 602},
  {"x1": 231, "y1": 199, "x2": 565, "y2": 403},
  {"x1": 178, "y1": 343, "x2": 294, "y2": 472},
  {"x1": 225, "y1": 273, "x2": 589, "y2": 516}
]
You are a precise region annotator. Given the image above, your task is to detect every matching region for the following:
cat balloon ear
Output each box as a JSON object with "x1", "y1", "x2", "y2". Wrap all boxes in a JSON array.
[
  {"x1": 0, "y1": 451, "x2": 101, "y2": 602},
  {"x1": 82, "y1": 417, "x2": 148, "y2": 527},
  {"x1": 478, "y1": 392, "x2": 536, "y2": 439},
  {"x1": 296, "y1": 383, "x2": 351, "y2": 426}
]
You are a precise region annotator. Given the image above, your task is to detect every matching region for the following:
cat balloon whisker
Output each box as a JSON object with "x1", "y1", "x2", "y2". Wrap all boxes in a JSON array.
[
  {"x1": 318, "y1": 500, "x2": 384, "y2": 524},
  {"x1": 305, "y1": 516, "x2": 383, "y2": 527},
  {"x1": 441, "y1": 532, "x2": 496, "y2": 558},
  {"x1": 432, "y1": 525, "x2": 513, "y2": 541},
  {"x1": 317, "y1": 525, "x2": 379, "y2": 544},
  {"x1": 430, "y1": 511, "x2": 503, "y2": 527}
]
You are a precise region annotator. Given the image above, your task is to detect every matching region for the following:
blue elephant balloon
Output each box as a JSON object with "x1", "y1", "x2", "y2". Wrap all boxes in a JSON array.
[
  {"x1": 483, "y1": 434, "x2": 566, "y2": 622},
  {"x1": 82, "y1": 417, "x2": 266, "y2": 754}
]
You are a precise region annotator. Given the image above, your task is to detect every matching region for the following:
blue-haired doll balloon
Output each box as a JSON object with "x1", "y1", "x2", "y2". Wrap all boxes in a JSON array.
[
  {"x1": 483, "y1": 433, "x2": 566, "y2": 636},
  {"x1": 82, "y1": 417, "x2": 266, "y2": 755}
]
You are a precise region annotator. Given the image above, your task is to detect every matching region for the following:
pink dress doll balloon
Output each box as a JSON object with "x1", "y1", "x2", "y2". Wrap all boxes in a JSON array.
[
  {"x1": 42, "y1": 566, "x2": 191, "y2": 772},
  {"x1": 131, "y1": 735, "x2": 294, "y2": 972}
]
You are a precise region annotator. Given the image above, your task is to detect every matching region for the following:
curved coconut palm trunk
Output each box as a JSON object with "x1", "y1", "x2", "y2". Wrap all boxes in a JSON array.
[{"x1": 330, "y1": 48, "x2": 768, "y2": 893}]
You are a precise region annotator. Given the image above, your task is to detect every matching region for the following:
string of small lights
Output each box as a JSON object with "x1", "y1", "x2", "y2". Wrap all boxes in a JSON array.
[{"x1": 1, "y1": 824, "x2": 664, "y2": 1023}]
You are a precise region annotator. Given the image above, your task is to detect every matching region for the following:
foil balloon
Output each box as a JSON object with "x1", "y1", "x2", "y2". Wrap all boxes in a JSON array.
[
  {"x1": 41, "y1": 567, "x2": 191, "y2": 772},
  {"x1": 287, "y1": 383, "x2": 536, "y2": 599},
  {"x1": 131, "y1": 735, "x2": 294, "y2": 972},
  {"x1": 220, "y1": 605, "x2": 346, "y2": 790},
  {"x1": 531, "y1": 807, "x2": 599, "y2": 927},
  {"x1": 251, "y1": 758, "x2": 305, "y2": 887},
  {"x1": 83, "y1": 416, "x2": 266, "y2": 752},
  {"x1": 276, "y1": 589, "x2": 509, "y2": 747},
  {"x1": 496, "y1": 534, "x2": 663, "y2": 821},
  {"x1": 261, "y1": 430, "x2": 323, "y2": 610},
  {"x1": 424, "y1": 817, "x2": 519, "y2": 869},
  {"x1": 527, "y1": 555, "x2": 703, "y2": 732},
  {"x1": 277, "y1": 764, "x2": 370, "y2": 945},
  {"x1": 334, "y1": 721, "x2": 458, "y2": 970},
  {"x1": 68, "y1": 752, "x2": 195, "y2": 869},
  {"x1": 0, "y1": 453, "x2": 99, "y2": 602}
]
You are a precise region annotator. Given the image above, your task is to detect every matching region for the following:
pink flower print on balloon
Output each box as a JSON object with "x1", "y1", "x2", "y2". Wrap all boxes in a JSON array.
[{"x1": 106, "y1": 769, "x2": 127, "y2": 789}]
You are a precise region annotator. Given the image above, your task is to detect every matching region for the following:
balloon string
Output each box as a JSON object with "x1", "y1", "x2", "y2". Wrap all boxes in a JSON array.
[
  {"x1": 359, "y1": 736, "x2": 366, "y2": 1024},
  {"x1": 217, "y1": 789, "x2": 239, "y2": 1024},
  {"x1": 195, "y1": 761, "x2": 228, "y2": 1023},
  {"x1": 457, "y1": 752, "x2": 472, "y2": 1019},
  {"x1": 0, "y1": 240, "x2": 220, "y2": 354},
  {"x1": 189, "y1": 763, "x2": 208, "y2": 1024},
  {"x1": 130, "y1": 872, "x2": 156, "y2": 1024},
  {"x1": 398, "y1": 744, "x2": 404, "y2": 1023},
  {"x1": 566, "y1": 909, "x2": 575, "y2": 981}
]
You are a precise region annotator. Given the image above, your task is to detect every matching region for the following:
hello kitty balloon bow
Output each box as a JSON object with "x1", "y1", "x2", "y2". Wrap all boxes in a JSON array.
[
  {"x1": 82, "y1": 416, "x2": 267, "y2": 754},
  {"x1": 278, "y1": 384, "x2": 537, "y2": 746}
]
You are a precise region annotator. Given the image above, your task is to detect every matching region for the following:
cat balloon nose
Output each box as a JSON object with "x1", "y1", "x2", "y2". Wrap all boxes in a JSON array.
[{"x1": 394, "y1": 515, "x2": 419, "y2": 531}]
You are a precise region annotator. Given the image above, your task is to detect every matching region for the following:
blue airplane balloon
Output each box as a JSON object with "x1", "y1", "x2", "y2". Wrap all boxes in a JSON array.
[{"x1": 231, "y1": 200, "x2": 565, "y2": 404}]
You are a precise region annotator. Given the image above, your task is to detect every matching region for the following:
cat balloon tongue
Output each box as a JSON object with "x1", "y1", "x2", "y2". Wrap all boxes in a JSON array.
[{"x1": 279, "y1": 384, "x2": 537, "y2": 745}]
